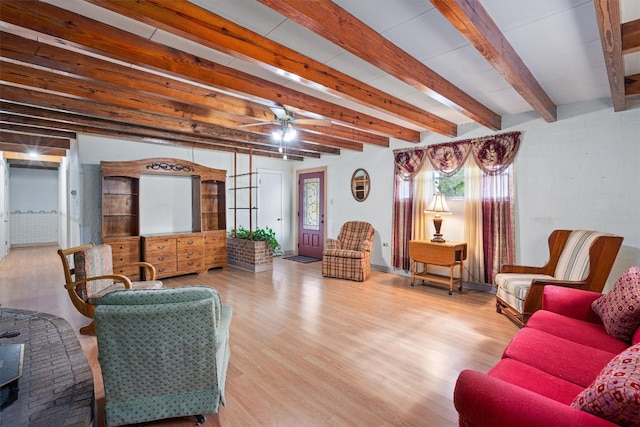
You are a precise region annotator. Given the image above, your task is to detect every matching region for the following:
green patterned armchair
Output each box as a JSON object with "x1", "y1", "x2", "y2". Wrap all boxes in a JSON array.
[{"x1": 94, "y1": 286, "x2": 232, "y2": 427}]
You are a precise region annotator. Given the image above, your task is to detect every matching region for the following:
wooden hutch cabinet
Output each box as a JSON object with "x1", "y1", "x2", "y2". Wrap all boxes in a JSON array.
[{"x1": 101, "y1": 158, "x2": 227, "y2": 279}]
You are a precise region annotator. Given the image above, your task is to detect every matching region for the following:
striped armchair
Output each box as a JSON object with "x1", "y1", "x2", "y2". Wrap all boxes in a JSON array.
[
  {"x1": 322, "y1": 221, "x2": 375, "y2": 282},
  {"x1": 495, "y1": 230, "x2": 623, "y2": 327}
]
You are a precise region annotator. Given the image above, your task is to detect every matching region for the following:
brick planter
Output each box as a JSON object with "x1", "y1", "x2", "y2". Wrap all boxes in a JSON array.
[{"x1": 227, "y1": 237, "x2": 273, "y2": 272}]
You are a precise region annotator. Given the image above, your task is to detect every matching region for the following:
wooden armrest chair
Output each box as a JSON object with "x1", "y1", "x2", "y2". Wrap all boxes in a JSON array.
[
  {"x1": 495, "y1": 230, "x2": 623, "y2": 327},
  {"x1": 57, "y1": 243, "x2": 163, "y2": 334},
  {"x1": 322, "y1": 221, "x2": 375, "y2": 281}
]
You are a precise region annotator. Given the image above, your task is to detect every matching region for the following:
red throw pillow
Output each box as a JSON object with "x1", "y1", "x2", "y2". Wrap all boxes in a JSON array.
[
  {"x1": 571, "y1": 343, "x2": 640, "y2": 426},
  {"x1": 592, "y1": 266, "x2": 640, "y2": 342}
]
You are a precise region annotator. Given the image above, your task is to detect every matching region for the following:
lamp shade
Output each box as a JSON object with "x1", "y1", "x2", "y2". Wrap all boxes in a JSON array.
[{"x1": 425, "y1": 193, "x2": 451, "y2": 214}]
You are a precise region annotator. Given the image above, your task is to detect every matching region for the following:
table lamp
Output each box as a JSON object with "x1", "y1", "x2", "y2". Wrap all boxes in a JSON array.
[{"x1": 425, "y1": 192, "x2": 451, "y2": 242}]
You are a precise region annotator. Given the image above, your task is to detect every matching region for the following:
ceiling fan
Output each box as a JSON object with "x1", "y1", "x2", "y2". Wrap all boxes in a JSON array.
[{"x1": 239, "y1": 106, "x2": 331, "y2": 159}]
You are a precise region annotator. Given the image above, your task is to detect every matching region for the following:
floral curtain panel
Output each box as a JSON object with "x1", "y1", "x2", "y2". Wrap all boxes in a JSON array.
[
  {"x1": 392, "y1": 131, "x2": 520, "y2": 279},
  {"x1": 392, "y1": 148, "x2": 427, "y2": 270}
]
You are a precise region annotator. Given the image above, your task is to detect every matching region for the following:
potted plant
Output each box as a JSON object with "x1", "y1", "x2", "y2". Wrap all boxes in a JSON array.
[{"x1": 227, "y1": 226, "x2": 282, "y2": 272}]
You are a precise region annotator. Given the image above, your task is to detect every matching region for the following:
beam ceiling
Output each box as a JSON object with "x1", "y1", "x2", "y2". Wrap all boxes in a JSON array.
[{"x1": 0, "y1": 0, "x2": 633, "y2": 161}]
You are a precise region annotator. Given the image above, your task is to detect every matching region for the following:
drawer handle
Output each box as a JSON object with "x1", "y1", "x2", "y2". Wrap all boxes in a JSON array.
[
  {"x1": 187, "y1": 240, "x2": 194, "y2": 245},
  {"x1": 119, "y1": 245, "x2": 125, "y2": 249},
  {"x1": 158, "y1": 267, "x2": 165, "y2": 272},
  {"x1": 119, "y1": 257, "x2": 124, "y2": 261},
  {"x1": 187, "y1": 251, "x2": 194, "y2": 256},
  {"x1": 188, "y1": 261, "x2": 194, "y2": 266},
  {"x1": 157, "y1": 245, "x2": 165, "y2": 249},
  {"x1": 157, "y1": 256, "x2": 165, "y2": 261}
]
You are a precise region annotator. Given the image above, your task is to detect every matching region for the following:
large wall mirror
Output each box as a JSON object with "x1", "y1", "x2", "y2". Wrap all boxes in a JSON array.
[{"x1": 351, "y1": 168, "x2": 370, "y2": 202}]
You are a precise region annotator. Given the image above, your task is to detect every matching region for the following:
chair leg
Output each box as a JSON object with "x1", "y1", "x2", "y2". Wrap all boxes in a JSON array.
[
  {"x1": 79, "y1": 321, "x2": 95, "y2": 335},
  {"x1": 195, "y1": 414, "x2": 206, "y2": 425}
]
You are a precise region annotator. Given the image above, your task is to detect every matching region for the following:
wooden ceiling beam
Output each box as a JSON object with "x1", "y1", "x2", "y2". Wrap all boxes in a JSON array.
[
  {"x1": 257, "y1": 0, "x2": 501, "y2": 130},
  {"x1": 86, "y1": 0, "x2": 457, "y2": 137},
  {"x1": 0, "y1": 131, "x2": 70, "y2": 149},
  {"x1": 0, "y1": 122, "x2": 76, "y2": 139},
  {"x1": 0, "y1": 0, "x2": 420, "y2": 142},
  {"x1": 294, "y1": 123, "x2": 388, "y2": 147},
  {"x1": 2, "y1": 30, "x2": 376, "y2": 147},
  {"x1": 4, "y1": 158, "x2": 61, "y2": 169},
  {"x1": 0, "y1": 31, "x2": 275, "y2": 123},
  {"x1": 239, "y1": 124, "x2": 363, "y2": 152},
  {"x1": 0, "y1": 101, "x2": 336, "y2": 157},
  {"x1": 0, "y1": 142, "x2": 66, "y2": 157},
  {"x1": 1, "y1": 84, "x2": 305, "y2": 148},
  {"x1": 430, "y1": 0, "x2": 557, "y2": 122},
  {"x1": 593, "y1": 0, "x2": 626, "y2": 111},
  {"x1": 622, "y1": 18, "x2": 640, "y2": 54},
  {"x1": 0, "y1": 61, "x2": 252, "y2": 131}
]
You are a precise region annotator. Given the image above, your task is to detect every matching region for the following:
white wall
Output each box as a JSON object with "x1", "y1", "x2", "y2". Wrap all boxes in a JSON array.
[
  {"x1": 58, "y1": 156, "x2": 69, "y2": 250},
  {"x1": 296, "y1": 99, "x2": 640, "y2": 289},
  {"x1": 0, "y1": 155, "x2": 7, "y2": 261},
  {"x1": 9, "y1": 167, "x2": 59, "y2": 245},
  {"x1": 74, "y1": 98, "x2": 639, "y2": 289},
  {"x1": 77, "y1": 135, "x2": 296, "y2": 251}
]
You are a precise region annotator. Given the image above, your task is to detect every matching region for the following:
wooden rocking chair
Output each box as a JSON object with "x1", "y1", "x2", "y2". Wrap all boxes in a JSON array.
[{"x1": 58, "y1": 243, "x2": 163, "y2": 334}]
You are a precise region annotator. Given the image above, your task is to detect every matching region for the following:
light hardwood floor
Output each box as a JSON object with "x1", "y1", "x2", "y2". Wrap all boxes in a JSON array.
[{"x1": 0, "y1": 246, "x2": 519, "y2": 426}]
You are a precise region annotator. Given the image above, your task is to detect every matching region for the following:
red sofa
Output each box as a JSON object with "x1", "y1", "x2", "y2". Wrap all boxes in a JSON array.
[{"x1": 454, "y1": 285, "x2": 640, "y2": 427}]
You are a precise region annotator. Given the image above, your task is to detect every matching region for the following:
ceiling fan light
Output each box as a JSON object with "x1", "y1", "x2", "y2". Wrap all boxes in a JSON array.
[
  {"x1": 272, "y1": 129, "x2": 283, "y2": 141},
  {"x1": 283, "y1": 127, "x2": 297, "y2": 142}
]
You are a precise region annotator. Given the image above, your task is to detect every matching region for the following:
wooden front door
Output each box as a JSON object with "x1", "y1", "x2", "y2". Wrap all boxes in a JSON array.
[{"x1": 297, "y1": 171, "x2": 324, "y2": 258}]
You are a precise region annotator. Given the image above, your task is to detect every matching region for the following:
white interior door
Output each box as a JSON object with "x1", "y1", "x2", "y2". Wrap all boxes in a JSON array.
[{"x1": 257, "y1": 169, "x2": 283, "y2": 243}]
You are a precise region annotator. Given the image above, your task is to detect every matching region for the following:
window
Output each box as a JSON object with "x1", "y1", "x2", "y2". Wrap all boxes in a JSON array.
[{"x1": 434, "y1": 168, "x2": 464, "y2": 198}]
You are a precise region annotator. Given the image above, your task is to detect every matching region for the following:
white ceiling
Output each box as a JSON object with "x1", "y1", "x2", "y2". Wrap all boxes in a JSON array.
[{"x1": 35, "y1": 0, "x2": 640, "y2": 133}]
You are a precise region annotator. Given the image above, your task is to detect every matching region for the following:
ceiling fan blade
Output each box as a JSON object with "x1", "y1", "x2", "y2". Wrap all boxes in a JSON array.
[
  {"x1": 238, "y1": 121, "x2": 275, "y2": 128},
  {"x1": 295, "y1": 119, "x2": 332, "y2": 126},
  {"x1": 270, "y1": 106, "x2": 289, "y2": 120}
]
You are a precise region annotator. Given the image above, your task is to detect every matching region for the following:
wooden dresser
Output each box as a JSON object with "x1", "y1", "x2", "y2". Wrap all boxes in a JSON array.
[
  {"x1": 142, "y1": 232, "x2": 205, "y2": 279},
  {"x1": 104, "y1": 236, "x2": 142, "y2": 281},
  {"x1": 101, "y1": 158, "x2": 227, "y2": 279}
]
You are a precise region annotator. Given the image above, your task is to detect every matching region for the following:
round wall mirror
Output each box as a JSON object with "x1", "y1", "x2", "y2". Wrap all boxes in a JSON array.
[{"x1": 351, "y1": 168, "x2": 370, "y2": 202}]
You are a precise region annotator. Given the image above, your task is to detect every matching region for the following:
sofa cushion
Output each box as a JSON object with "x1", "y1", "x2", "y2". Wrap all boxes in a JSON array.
[
  {"x1": 495, "y1": 273, "x2": 556, "y2": 312},
  {"x1": 489, "y1": 358, "x2": 584, "y2": 405},
  {"x1": 503, "y1": 328, "x2": 618, "y2": 388},
  {"x1": 571, "y1": 343, "x2": 640, "y2": 426},
  {"x1": 592, "y1": 266, "x2": 640, "y2": 343},
  {"x1": 526, "y1": 310, "x2": 630, "y2": 355}
]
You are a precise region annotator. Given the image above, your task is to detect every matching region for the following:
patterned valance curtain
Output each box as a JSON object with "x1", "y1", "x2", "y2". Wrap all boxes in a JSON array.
[
  {"x1": 426, "y1": 131, "x2": 521, "y2": 175},
  {"x1": 426, "y1": 142, "x2": 472, "y2": 177},
  {"x1": 472, "y1": 131, "x2": 521, "y2": 175},
  {"x1": 394, "y1": 148, "x2": 427, "y2": 180},
  {"x1": 392, "y1": 148, "x2": 427, "y2": 270}
]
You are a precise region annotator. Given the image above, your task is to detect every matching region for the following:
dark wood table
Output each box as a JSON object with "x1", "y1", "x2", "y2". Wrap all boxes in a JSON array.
[{"x1": 0, "y1": 308, "x2": 95, "y2": 426}]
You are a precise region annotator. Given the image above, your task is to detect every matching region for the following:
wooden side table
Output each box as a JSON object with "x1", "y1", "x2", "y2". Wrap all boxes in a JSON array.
[{"x1": 409, "y1": 240, "x2": 468, "y2": 295}]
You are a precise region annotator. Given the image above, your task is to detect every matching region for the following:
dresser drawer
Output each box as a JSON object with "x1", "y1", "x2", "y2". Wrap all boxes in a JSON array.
[
  {"x1": 204, "y1": 231, "x2": 226, "y2": 246},
  {"x1": 154, "y1": 259, "x2": 178, "y2": 276},
  {"x1": 178, "y1": 236, "x2": 204, "y2": 250},
  {"x1": 145, "y1": 238, "x2": 175, "y2": 252},
  {"x1": 178, "y1": 258, "x2": 204, "y2": 271},
  {"x1": 113, "y1": 265, "x2": 141, "y2": 281}
]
